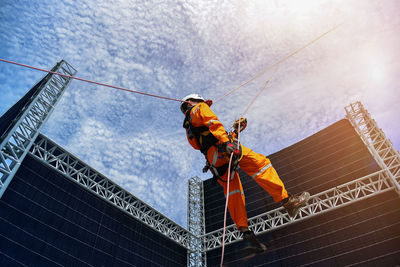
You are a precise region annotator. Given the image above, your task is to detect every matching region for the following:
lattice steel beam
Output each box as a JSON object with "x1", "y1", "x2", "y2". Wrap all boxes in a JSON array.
[
  {"x1": 0, "y1": 60, "x2": 76, "y2": 198},
  {"x1": 29, "y1": 134, "x2": 195, "y2": 249},
  {"x1": 201, "y1": 170, "x2": 394, "y2": 251},
  {"x1": 200, "y1": 101, "x2": 400, "y2": 252},
  {"x1": 187, "y1": 176, "x2": 206, "y2": 267},
  {"x1": 345, "y1": 101, "x2": 400, "y2": 193}
]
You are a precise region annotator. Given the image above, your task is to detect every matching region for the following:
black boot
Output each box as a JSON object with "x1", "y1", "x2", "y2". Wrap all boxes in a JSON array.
[
  {"x1": 242, "y1": 230, "x2": 267, "y2": 254},
  {"x1": 282, "y1": 192, "x2": 310, "y2": 218}
]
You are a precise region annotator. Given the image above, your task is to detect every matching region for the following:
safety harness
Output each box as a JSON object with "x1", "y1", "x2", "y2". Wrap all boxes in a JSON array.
[
  {"x1": 202, "y1": 139, "x2": 242, "y2": 182},
  {"x1": 183, "y1": 105, "x2": 219, "y2": 155},
  {"x1": 183, "y1": 105, "x2": 241, "y2": 182}
]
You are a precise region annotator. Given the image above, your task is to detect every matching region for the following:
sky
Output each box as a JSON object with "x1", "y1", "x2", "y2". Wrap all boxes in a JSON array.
[{"x1": 1, "y1": 0, "x2": 399, "y2": 228}]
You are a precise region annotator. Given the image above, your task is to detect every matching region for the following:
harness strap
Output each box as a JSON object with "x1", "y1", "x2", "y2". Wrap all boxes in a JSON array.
[
  {"x1": 183, "y1": 105, "x2": 219, "y2": 155},
  {"x1": 183, "y1": 105, "x2": 241, "y2": 182},
  {"x1": 208, "y1": 147, "x2": 240, "y2": 183},
  {"x1": 189, "y1": 105, "x2": 200, "y2": 121}
]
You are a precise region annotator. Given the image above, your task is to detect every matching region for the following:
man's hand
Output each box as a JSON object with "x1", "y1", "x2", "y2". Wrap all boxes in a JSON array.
[
  {"x1": 232, "y1": 117, "x2": 247, "y2": 133},
  {"x1": 223, "y1": 142, "x2": 241, "y2": 157}
]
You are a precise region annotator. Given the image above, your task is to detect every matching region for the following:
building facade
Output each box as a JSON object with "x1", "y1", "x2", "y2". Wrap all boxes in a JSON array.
[
  {"x1": 0, "y1": 61, "x2": 188, "y2": 266},
  {"x1": 203, "y1": 118, "x2": 400, "y2": 266},
  {"x1": 1, "y1": 61, "x2": 399, "y2": 266}
]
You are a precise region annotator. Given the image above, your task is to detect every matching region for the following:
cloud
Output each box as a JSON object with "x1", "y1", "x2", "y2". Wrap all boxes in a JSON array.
[
  {"x1": 60, "y1": 117, "x2": 196, "y2": 226},
  {"x1": 1, "y1": 0, "x2": 399, "y2": 227}
]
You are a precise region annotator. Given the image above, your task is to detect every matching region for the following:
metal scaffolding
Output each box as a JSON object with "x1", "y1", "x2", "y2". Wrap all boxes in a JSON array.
[
  {"x1": 0, "y1": 60, "x2": 76, "y2": 198},
  {"x1": 345, "y1": 101, "x2": 400, "y2": 194},
  {"x1": 187, "y1": 176, "x2": 206, "y2": 266}
]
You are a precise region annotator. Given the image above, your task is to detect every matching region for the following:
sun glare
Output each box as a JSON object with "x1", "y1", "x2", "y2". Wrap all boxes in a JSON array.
[{"x1": 371, "y1": 65, "x2": 386, "y2": 84}]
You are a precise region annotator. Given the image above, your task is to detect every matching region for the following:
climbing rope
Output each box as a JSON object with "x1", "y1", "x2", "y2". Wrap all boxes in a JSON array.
[
  {"x1": 1, "y1": 23, "x2": 342, "y2": 105},
  {"x1": 219, "y1": 67, "x2": 279, "y2": 266},
  {"x1": 213, "y1": 22, "x2": 343, "y2": 104},
  {"x1": 1, "y1": 23, "x2": 343, "y2": 266},
  {"x1": 239, "y1": 65, "x2": 280, "y2": 119},
  {"x1": 0, "y1": 58, "x2": 187, "y2": 103},
  {"x1": 218, "y1": 23, "x2": 343, "y2": 265},
  {"x1": 220, "y1": 152, "x2": 234, "y2": 267}
]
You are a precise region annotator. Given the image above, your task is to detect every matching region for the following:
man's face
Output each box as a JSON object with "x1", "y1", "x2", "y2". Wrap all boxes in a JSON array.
[
  {"x1": 182, "y1": 99, "x2": 201, "y2": 114},
  {"x1": 187, "y1": 100, "x2": 198, "y2": 108}
]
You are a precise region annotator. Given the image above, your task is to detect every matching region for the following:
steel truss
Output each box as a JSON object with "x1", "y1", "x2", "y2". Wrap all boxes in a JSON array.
[
  {"x1": 29, "y1": 134, "x2": 194, "y2": 249},
  {"x1": 198, "y1": 101, "x2": 400, "y2": 252},
  {"x1": 2, "y1": 66, "x2": 397, "y2": 267},
  {"x1": 201, "y1": 170, "x2": 394, "y2": 251},
  {"x1": 345, "y1": 101, "x2": 400, "y2": 193},
  {"x1": 187, "y1": 176, "x2": 206, "y2": 266},
  {"x1": 0, "y1": 60, "x2": 76, "y2": 198}
]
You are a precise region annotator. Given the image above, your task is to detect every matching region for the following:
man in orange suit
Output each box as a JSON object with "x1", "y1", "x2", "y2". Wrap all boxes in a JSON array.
[{"x1": 181, "y1": 94, "x2": 310, "y2": 253}]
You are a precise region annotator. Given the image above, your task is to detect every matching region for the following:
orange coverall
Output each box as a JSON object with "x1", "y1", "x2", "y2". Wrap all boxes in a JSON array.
[{"x1": 185, "y1": 102, "x2": 289, "y2": 229}]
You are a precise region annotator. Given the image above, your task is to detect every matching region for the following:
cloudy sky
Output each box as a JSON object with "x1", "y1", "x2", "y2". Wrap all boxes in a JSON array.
[{"x1": 1, "y1": 0, "x2": 399, "y2": 227}]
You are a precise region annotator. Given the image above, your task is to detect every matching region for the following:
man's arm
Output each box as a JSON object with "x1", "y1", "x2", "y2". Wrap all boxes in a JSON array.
[{"x1": 196, "y1": 103, "x2": 230, "y2": 144}]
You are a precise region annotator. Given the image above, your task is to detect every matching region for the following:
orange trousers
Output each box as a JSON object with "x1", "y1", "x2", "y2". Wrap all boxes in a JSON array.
[{"x1": 206, "y1": 144, "x2": 289, "y2": 229}]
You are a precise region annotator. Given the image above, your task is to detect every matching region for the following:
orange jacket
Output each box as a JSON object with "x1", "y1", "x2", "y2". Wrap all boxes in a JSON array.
[{"x1": 185, "y1": 102, "x2": 230, "y2": 151}]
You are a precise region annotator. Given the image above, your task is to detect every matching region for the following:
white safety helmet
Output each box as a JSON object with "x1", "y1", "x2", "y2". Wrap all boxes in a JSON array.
[{"x1": 180, "y1": 94, "x2": 205, "y2": 114}]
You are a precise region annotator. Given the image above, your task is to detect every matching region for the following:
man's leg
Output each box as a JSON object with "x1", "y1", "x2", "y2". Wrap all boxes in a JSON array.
[
  {"x1": 217, "y1": 171, "x2": 248, "y2": 230},
  {"x1": 217, "y1": 171, "x2": 266, "y2": 253},
  {"x1": 207, "y1": 145, "x2": 249, "y2": 229},
  {"x1": 239, "y1": 146, "x2": 289, "y2": 202},
  {"x1": 239, "y1": 146, "x2": 310, "y2": 218},
  {"x1": 208, "y1": 145, "x2": 266, "y2": 253}
]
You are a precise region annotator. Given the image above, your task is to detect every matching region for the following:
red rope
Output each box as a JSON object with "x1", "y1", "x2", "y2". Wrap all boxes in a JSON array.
[{"x1": 0, "y1": 58, "x2": 186, "y2": 103}]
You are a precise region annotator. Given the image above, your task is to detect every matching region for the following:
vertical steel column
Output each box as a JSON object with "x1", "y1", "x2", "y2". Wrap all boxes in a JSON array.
[
  {"x1": 345, "y1": 101, "x2": 400, "y2": 195},
  {"x1": 187, "y1": 176, "x2": 207, "y2": 267},
  {"x1": 0, "y1": 60, "x2": 77, "y2": 197}
]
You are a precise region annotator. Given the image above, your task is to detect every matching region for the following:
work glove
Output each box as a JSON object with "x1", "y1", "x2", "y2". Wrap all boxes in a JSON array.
[
  {"x1": 232, "y1": 117, "x2": 247, "y2": 134},
  {"x1": 223, "y1": 142, "x2": 241, "y2": 157}
]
